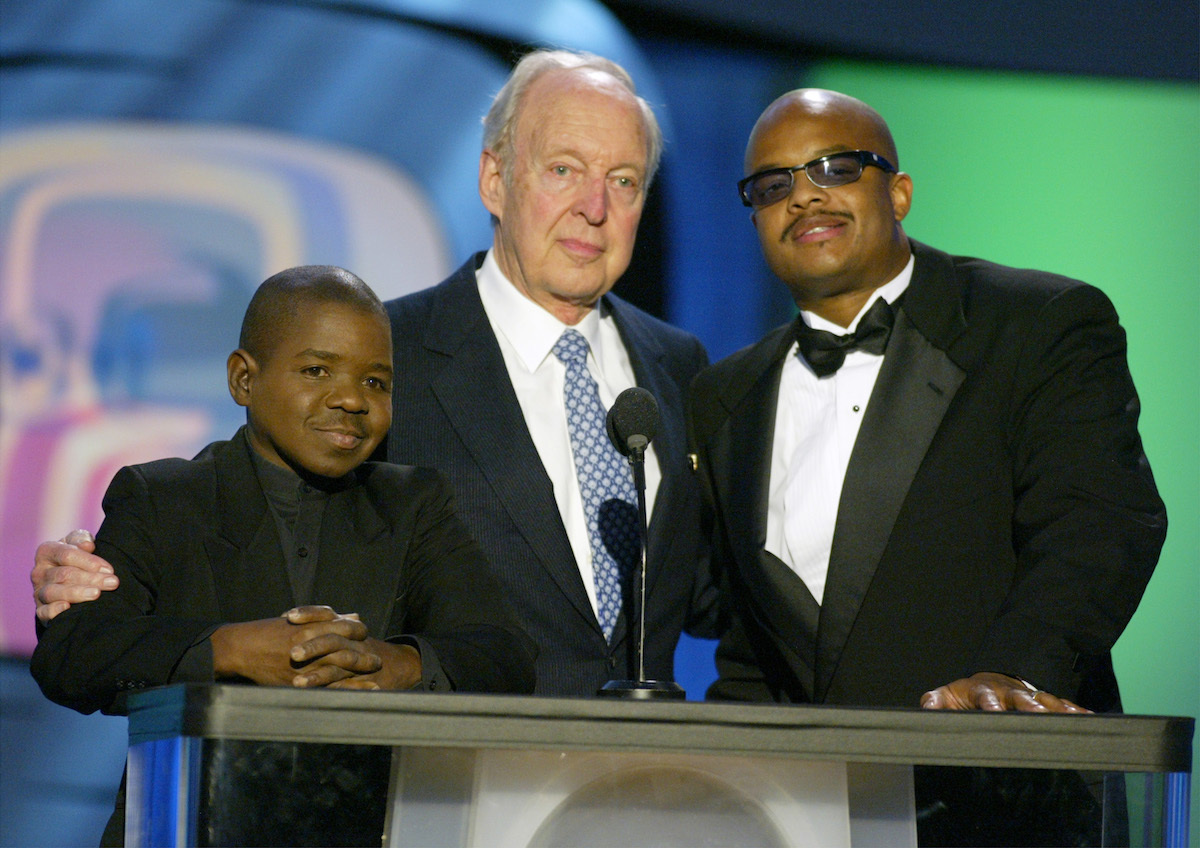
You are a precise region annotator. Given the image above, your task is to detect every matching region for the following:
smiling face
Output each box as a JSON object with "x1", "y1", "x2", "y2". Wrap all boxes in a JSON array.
[
  {"x1": 480, "y1": 67, "x2": 648, "y2": 325},
  {"x1": 228, "y1": 300, "x2": 392, "y2": 479},
  {"x1": 746, "y1": 90, "x2": 913, "y2": 325}
]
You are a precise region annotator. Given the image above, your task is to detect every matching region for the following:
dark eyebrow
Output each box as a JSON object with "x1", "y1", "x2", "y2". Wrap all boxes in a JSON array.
[
  {"x1": 295, "y1": 349, "x2": 393, "y2": 378},
  {"x1": 296, "y1": 348, "x2": 340, "y2": 361}
]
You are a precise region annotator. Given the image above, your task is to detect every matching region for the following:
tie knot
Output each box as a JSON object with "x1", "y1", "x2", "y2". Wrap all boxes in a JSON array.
[
  {"x1": 794, "y1": 296, "x2": 895, "y2": 377},
  {"x1": 553, "y1": 328, "x2": 591, "y2": 366}
]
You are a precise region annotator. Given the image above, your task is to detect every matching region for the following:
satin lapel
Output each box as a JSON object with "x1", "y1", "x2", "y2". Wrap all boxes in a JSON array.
[
  {"x1": 205, "y1": 433, "x2": 296, "y2": 622},
  {"x1": 424, "y1": 271, "x2": 596, "y2": 630},
  {"x1": 753, "y1": 549, "x2": 820, "y2": 699},
  {"x1": 310, "y1": 480, "x2": 396, "y2": 639},
  {"x1": 814, "y1": 304, "x2": 966, "y2": 701},
  {"x1": 713, "y1": 327, "x2": 800, "y2": 621}
]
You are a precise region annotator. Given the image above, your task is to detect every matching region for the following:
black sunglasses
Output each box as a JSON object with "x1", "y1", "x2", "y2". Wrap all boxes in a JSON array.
[{"x1": 738, "y1": 150, "x2": 897, "y2": 208}]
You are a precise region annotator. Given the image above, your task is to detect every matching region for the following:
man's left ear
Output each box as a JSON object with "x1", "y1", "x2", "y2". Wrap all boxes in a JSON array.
[
  {"x1": 890, "y1": 171, "x2": 913, "y2": 222},
  {"x1": 227, "y1": 349, "x2": 257, "y2": 408}
]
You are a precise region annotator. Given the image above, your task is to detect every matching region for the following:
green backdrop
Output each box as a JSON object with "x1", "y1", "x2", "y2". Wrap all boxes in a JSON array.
[{"x1": 804, "y1": 58, "x2": 1200, "y2": 822}]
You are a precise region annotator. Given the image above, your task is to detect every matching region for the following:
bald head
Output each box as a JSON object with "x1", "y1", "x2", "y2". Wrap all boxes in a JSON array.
[
  {"x1": 239, "y1": 266, "x2": 386, "y2": 363},
  {"x1": 746, "y1": 89, "x2": 899, "y2": 174},
  {"x1": 482, "y1": 48, "x2": 663, "y2": 189},
  {"x1": 742, "y1": 88, "x2": 913, "y2": 325}
]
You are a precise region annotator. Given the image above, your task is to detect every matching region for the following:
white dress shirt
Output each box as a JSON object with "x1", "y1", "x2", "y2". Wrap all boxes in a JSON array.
[
  {"x1": 476, "y1": 250, "x2": 662, "y2": 618},
  {"x1": 764, "y1": 255, "x2": 914, "y2": 604}
]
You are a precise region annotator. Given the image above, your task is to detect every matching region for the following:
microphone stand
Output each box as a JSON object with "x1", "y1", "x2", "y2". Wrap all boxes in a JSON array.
[{"x1": 598, "y1": 435, "x2": 685, "y2": 700}]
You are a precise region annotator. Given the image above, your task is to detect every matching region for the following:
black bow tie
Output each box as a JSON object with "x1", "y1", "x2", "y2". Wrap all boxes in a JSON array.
[{"x1": 794, "y1": 297, "x2": 895, "y2": 377}]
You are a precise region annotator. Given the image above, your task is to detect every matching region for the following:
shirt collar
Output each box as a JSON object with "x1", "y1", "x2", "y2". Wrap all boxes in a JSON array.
[
  {"x1": 476, "y1": 248, "x2": 607, "y2": 372},
  {"x1": 803, "y1": 252, "x2": 915, "y2": 335}
]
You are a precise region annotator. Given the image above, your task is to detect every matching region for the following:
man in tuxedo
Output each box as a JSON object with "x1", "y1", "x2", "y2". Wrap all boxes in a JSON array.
[
  {"x1": 688, "y1": 88, "x2": 1165, "y2": 843},
  {"x1": 33, "y1": 50, "x2": 719, "y2": 697}
]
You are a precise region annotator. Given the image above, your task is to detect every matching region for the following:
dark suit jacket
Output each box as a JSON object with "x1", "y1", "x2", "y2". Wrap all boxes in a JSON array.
[
  {"x1": 32, "y1": 427, "x2": 537, "y2": 716},
  {"x1": 385, "y1": 254, "x2": 720, "y2": 696},
  {"x1": 689, "y1": 239, "x2": 1165, "y2": 712}
]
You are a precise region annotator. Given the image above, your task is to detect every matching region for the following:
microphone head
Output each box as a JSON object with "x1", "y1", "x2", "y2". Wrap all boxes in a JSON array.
[{"x1": 606, "y1": 387, "x2": 659, "y2": 456}]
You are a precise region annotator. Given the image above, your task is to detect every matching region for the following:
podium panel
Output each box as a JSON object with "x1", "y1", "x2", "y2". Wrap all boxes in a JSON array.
[
  {"x1": 388, "y1": 748, "x2": 915, "y2": 847},
  {"x1": 124, "y1": 685, "x2": 1193, "y2": 847}
]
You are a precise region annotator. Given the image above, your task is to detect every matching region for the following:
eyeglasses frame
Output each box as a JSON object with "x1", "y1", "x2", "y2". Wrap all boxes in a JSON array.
[{"x1": 738, "y1": 150, "x2": 898, "y2": 208}]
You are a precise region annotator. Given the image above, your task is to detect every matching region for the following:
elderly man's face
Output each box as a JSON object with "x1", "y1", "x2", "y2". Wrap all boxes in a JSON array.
[
  {"x1": 480, "y1": 68, "x2": 648, "y2": 325},
  {"x1": 746, "y1": 94, "x2": 912, "y2": 314}
]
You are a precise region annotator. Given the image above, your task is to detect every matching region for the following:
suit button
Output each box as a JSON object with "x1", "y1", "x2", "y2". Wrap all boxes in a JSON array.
[{"x1": 608, "y1": 657, "x2": 618, "y2": 669}]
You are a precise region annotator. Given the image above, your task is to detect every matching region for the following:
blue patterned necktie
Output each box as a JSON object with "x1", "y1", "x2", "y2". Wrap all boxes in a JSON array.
[{"x1": 553, "y1": 329, "x2": 640, "y2": 641}]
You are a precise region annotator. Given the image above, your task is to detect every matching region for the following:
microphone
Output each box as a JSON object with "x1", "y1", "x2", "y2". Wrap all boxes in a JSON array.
[
  {"x1": 606, "y1": 386, "x2": 658, "y2": 457},
  {"x1": 598, "y1": 388, "x2": 685, "y2": 700}
]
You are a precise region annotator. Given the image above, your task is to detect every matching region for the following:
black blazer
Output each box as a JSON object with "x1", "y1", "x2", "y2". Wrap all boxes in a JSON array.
[
  {"x1": 689, "y1": 239, "x2": 1165, "y2": 711},
  {"x1": 385, "y1": 254, "x2": 720, "y2": 696},
  {"x1": 32, "y1": 428, "x2": 536, "y2": 715}
]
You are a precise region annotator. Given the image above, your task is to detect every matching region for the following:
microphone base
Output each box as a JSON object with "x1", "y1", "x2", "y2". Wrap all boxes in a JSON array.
[{"x1": 596, "y1": 680, "x2": 686, "y2": 700}]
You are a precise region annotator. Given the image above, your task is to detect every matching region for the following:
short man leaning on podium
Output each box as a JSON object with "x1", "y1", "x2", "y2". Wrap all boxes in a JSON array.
[{"x1": 31, "y1": 266, "x2": 536, "y2": 844}]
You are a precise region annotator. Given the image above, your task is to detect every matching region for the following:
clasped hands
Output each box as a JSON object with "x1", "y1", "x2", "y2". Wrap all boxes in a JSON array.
[
  {"x1": 34, "y1": 532, "x2": 422, "y2": 691},
  {"x1": 210, "y1": 605, "x2": 420, "y2": 691}
]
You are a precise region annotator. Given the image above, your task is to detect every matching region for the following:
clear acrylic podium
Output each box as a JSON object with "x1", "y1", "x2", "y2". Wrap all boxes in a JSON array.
[{"x1": 123, "y1": 684, "x2": 1193, "y2": 847}]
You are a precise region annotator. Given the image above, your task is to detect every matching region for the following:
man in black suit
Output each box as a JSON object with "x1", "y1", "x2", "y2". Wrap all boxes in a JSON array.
[
  {"x1": 689, "y1": 89, "x2": 1164, "y2": 843},
  {"x1": 33, "y1": 50, "x2": 719, "y2": 697},
  {"x1": 32, "y1": 266, "x2": 535, "y2": 845},
  {"x1": 32, "y1": 265, "x2": 535, "y2": 710}
]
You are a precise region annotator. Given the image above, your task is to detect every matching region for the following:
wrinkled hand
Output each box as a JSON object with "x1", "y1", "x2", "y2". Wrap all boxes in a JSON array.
[
  {"x1": 211, "y1": 606, "x2": 380, "y2": 687},
  {"x1": 32, "y1": 530, "x2": 118, "y2": 623},
  {"x1": 920, "y1": 672, "x2": 1090, "y2": 713}
]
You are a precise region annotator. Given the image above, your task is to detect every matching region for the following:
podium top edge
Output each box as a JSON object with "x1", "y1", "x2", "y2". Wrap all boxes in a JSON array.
[{"x1": 125, "y1": 684, "x2": 1194, "y2": 774}]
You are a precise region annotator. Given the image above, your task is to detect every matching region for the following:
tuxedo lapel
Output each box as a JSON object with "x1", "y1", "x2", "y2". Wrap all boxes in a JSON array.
[
  {"x1": 205, "y1": 433, "x2": 296, "y2": 623},
  {"x1": 423, "y1": 266, "x2": 597, "y2": 630},
  {"x1": 709, "y1": 328, "x2": 828, "y2": 655},
  {"x1": 713, "y1": 326, "x2": 793, "y2": 579},
  {"x1": 814, "y1": 245, "x2": 968, "y2": 701}
]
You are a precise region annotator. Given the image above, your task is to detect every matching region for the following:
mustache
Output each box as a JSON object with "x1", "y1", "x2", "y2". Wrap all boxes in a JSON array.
[{"x1": 782, "y1": 210, "x2": 853, "y2": 242}]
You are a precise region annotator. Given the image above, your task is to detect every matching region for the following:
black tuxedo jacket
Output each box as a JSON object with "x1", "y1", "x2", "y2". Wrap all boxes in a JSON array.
[
  {"x1": 385, "y1": 254, "x2": 720, "y2": 696},
  {"x1": 32, "y1": 428, "x2": 536, "y2": 716},
  {"x1": 690, "y1": 239, "x2": 1165, "y2": 711}
]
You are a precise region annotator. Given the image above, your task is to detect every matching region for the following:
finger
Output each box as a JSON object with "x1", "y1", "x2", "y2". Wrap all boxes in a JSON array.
[
  {"x1": 292, "y1": 652, "x2": 382, "y2": 686},
  {"x1": 35, "y1": 580, "x2": 104, "y2": 606},
  {"x1": 294, "y1": 617, "x2": 368, "y2": 643},
  {"x1": 327, "y1": 677, "x2": 382, "y2": 691},
  {"x1": 35, "y1": 541, "x2": 115, "y2": 577},
  {"x1": 970, "y1": 683, "x2": 1007, "y2": 711},
  {"x1": 292, "y1": 664, "x2": 357, "y2": 688},
  {"x1": 291, "y1": 635, "x2": 379, "y2": 669},
  {"x1": 920, "y1": 689, "x2": 945, "y2": 709},
  {"x1": 1011, "y1": 687, "x2": 1050, "y2": 713},
  {"x1": 1026, "y1": 690, "x2": 1090, "y2": 714},
  {"x1": 35, "y1": 600, "x2": 71, "y2": 624},
  {"x1": 283, "y1": 605, "x2": 337, "y2": 624},
  {"x1": 62, "y1": 529, "x2": 96, "y2": 550}
]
